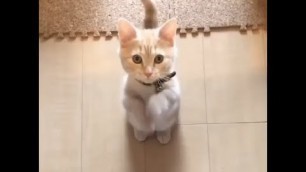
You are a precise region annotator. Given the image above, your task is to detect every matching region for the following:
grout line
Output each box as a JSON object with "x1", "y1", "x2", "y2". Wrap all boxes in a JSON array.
[
  {"x1": 178, "y1": 121, "x2": 267, "y2": 125},
  {"x1": 201, "y1": 33, "x2": 212, "y2": 172},
  {"x1": 208, "y1": 121, "x2": 267, "y2": 124},
  {"x1": 201, "y1": 24, "x2": 208, "y2": 124},
  {"x1": 206, "y1": 124, "x2": 212, "y2": 172},
  {"x1": 80, "y1": 41, "x2": 84, "y2": 172},
  {"x1": 144, "y1": 142, "x2": 147, "y2": 172}
]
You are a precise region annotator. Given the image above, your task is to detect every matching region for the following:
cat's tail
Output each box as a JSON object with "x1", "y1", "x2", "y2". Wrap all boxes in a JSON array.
[{"x1": 141, "y1": 0, "x2": 158, "y2": 29}]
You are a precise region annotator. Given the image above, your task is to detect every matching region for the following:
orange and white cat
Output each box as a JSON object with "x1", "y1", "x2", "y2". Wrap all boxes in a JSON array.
[{"x1": 117, "y1": 0, "x2": 180, "y2": 144}]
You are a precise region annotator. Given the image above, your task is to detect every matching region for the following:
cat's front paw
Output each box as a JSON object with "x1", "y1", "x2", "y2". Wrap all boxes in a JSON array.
[
  {"x1": 157, "y1": 130, "x2": 171, "y2": 144},
  {"x1": 134, "y1": 129, "x2": 148, "y2": 142}
]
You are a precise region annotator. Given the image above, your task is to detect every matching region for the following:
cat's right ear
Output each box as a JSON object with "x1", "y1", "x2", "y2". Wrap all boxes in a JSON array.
[{"x1": 117, "y1": 18, "x2": 137, "y2": 47}]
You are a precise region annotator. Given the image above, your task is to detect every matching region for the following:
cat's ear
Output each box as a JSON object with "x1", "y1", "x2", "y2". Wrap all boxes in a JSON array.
[
  {"x1": 158, "y1": 18, "x2": 178, "y2": 46},
  {"x1": 117, "y1": 18, "x2": 137, "y2": 47}
]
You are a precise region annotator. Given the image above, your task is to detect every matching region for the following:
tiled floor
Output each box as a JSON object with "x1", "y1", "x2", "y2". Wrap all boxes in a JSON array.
[{"x1": 39, "y1": 29, "x2": 267, "y2": 172}]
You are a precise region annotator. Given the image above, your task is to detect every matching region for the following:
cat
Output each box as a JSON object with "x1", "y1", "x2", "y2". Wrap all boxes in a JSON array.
[{"x1": 117, "y1": 0, "x2": 180, "y2": 144}]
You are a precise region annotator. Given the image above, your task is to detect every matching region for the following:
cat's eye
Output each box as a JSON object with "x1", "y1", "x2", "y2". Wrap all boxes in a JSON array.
[
  {"x1": 132, "y1": 54, "x2": 142, "y2": 64},
  {"x1": 154, "y1": 54, "x2": 164, "y2": 64}
]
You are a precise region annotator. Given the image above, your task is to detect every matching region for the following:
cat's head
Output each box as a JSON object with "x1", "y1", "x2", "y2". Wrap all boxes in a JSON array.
[{"x1": 117, "y1": 18, "x2": 178, "y2": 83}]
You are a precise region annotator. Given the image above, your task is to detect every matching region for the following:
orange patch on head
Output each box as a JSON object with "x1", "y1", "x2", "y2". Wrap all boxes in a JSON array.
[{"x1": 117, "y1": 18, "x2": 177, "y2": 82}]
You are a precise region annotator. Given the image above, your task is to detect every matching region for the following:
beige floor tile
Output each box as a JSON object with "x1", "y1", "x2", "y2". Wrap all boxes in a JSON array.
[
  {"x1": 176, "y1": 35, "x2": 207, "y2": 124},
  {"x1": 145, "y1": 124, "x2": 210, "y2": 172},
  {"x1": 263, "y1": 30, "x2": 267, "y2": 67},
  {"x1": 39, "y1": 38, "x2": 83, "y2": 172},
  {"x1": 208, "y1": 123, "x2": 267, "y2": 172},
  {"x1": 204, "y1": 30, "x2": 267, "y2": 123},
  {"x1": 40, "y1": 29, "x2": 267, "y2": 172},
  {"x1": 81, "y1": 37, "x2": 125, "y2": 125},
  {"x1": 81, "y1": 37, "x2": 145, "y2": 172}
]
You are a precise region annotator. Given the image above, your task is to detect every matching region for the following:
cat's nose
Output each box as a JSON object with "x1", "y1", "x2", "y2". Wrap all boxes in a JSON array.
[
  {"x1": 145, "y1": 72, "x2": 153, "y2": 78},
  {"x1": 144, "y1": 67, "x2": 153, "y2": 78}
]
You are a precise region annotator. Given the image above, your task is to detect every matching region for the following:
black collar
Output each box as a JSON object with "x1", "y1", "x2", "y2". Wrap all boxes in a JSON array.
[{"x1": 135, "y1": 71, "x2": 176, "y2": 93}]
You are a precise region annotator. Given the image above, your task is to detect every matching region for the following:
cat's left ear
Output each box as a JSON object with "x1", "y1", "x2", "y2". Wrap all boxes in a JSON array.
[
  {"x1": 158, "y1": 18, "x2": 178, "y2": 46},
  {"x1": 117, "y1": 18, "x2": 137, "y2": 47}
]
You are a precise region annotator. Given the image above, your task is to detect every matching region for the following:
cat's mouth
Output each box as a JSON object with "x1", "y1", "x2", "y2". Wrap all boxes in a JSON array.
[
  {"x1": 137, "y1": 71, "x2": 176, "y2": 84},
  {"x1": 135, "y1": 71, "x2": 177, "y2": 92},
  {"x1": 140, "y1": 77, "x2": 156, "y2": 84},
  {"x1": 139, "y1": 72, "x2": 170, "y2": 83},
  {"x1": 136, "y1": 74, "x2": 158, "y2": 83}
]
